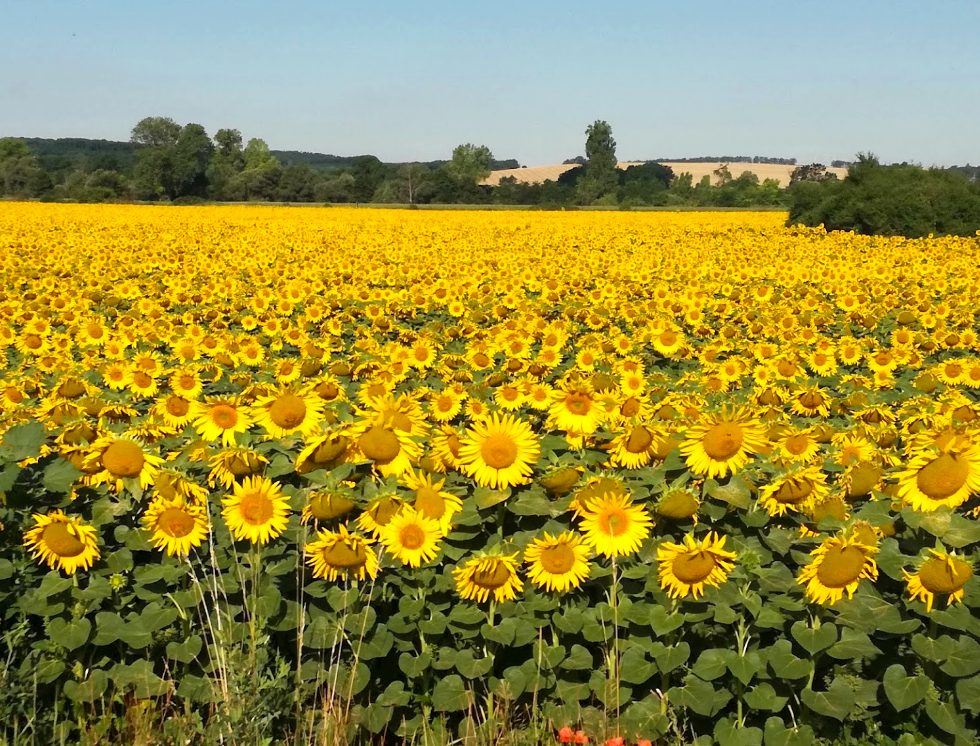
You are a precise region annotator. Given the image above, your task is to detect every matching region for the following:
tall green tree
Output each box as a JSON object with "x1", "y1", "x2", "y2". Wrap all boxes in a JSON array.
[
  {"x1": 447, "y1": 143, "x2": 493, "y2": 185},
  {"x1": 131, "y1": 117, "x2": 213, "y2": 200},
  {"x1": 0, "y1": 138, "x2": 46, "y2": 197},
  {"x1": 581, "y1": 120, "x2": 618, "y2": 201}
]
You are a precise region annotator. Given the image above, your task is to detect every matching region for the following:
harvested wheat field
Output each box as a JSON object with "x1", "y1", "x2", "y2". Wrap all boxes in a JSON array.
[{"x1": 482, "y1": 161, "x2": 847, "y2": 187}]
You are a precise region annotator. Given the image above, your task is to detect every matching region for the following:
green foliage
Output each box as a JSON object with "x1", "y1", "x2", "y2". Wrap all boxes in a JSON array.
[{"x1": 787, "y1": 155, "x2": 980, "y2": 237}]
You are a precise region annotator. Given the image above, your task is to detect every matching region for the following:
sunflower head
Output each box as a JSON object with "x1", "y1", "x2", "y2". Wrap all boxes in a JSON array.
[
  {"x1": 379, "y1": 507, "x2": 443, "y2": 567},
  {"x1": 578, "y1": 492, "x2": 652, "y2": 558},
  {"x1": 657, "y1": 532, "x2": 737, "y2": 600},
  {"x1": 23, "y1": 510, "x2": 100, "y2": 575},
  {"x1": 903, "y1": 548, "x2": 974, "y2": 612},
  {"x1": 524, "y1": 532, "x2": 591, "y2": 593},
  {"x1": 453, "y1": 552, "x2": 523, "y2": 604},
  {"x1": 306, "y1": 525, "x2": 378, "y2": 582},
  {"x1": 142, "y1": 496, "x2": 208, "y2": 556},
  {"x1": 798, "y1": 534, "x2": 878, "y2": 605}
]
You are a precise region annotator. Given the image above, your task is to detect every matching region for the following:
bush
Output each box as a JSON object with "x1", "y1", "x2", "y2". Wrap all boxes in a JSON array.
[{"x1": 787, "y1": 156, "x2": 980, "y2": 237}]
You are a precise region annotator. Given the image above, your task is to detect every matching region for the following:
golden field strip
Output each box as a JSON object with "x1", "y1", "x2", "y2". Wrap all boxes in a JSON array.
[{"x1": 1, "y1": 202, "x2": 979, "y2": 742}]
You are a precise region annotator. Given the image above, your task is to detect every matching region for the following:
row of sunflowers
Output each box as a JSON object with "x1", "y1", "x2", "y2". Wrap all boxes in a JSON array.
[{"x1": 1, "y1": 203, "x2": 979, "y2": 746}]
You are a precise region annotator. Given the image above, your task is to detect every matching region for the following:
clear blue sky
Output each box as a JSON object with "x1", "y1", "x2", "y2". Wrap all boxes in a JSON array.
[{"x1": 2, "y1": 0, "x2": 978, "y2": 166}]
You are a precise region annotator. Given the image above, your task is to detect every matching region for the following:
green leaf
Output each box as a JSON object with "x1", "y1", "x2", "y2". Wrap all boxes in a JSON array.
[
  {"x1": 883, "y1": 664, "x2": 930, "y2": 712},
  {"x1": 801, "y1": 678, "x2": 856, "y2": 721},
  {"x1": 455, "y1": 650, "x2": 493, "y2": 679},
  {"x1": 765, "y1": 640, "x2": 812, "y2": 680},
  {"x1": 925, "y1": 699, "x2": 968, "y2": 736},
  {"x1": 364, "y1": 703, "x2": 392, "y2": 734},
  {"x1": 649, "y1": 604, "x2": 685, "y2": 635},
  {"x1": 561, "y1": 644, "x2": 593, "y2": 671},
  {"x1": 668, "y1": 675, "x2": 729, "y2": 717},
  {"x1": 432, "y1": 674, "x2": 469, "y2": 711},
  {"x1": 48, "y1": 617, "x2": 91, "y2": 651},
  {"x1": 653, "y1": 642, "x2": 689, "y2": 674},
  {"x1": 166, "y1": 635, "x2": 203, "y2": 663},
  {"x1": 619, "y1": 648, "x2": 656, "y2": 685},
  {"x1": 715, "y1": 718, "x2": 763, "y2": 746},
  {"x1": 827, "y1": 628, "x2": 881, "y2": 660},
  {"x1": 482, "y1": 617, "x2": 516, "y2": 645},
  {"x1": 304, "y1": 616, "x2": 342, "y2": 649},
  {"x1": 744, "y1": 683, "x2": 789, "y2": 712},
  {"x1": 693, "y1": 648, "x2": 730, "y2": 681},
  {"x1": 63, "y1": 671, "x2": 108, "y2": 702},
  {"x1": 707, "y1": 475, "x2": 751, "y2": 509},
  {"x1": 763, "y1": 717, "x2": 817, "y2": 746},
  {"x1": 911, "y1": 633, "x2": 956, "y2": 663},
  {"x1": 1, "y1": 421, "x2": 46, "y2": 461},
  {"x1": 398, "y1": 651, "x2": 431, "y2": 678},
  {"x1": 955, "y1": 675, "x2": 980, "y2": 714},
  {"x1": 111, "y1": 660, "x2": 170, "y2": 698},
  {"x1": 728, "y1": 651, "x2": 762, "y2": 685},
  {"x1": 940, "y1": 636, "x2": 980, "y2": 677},
  {"x1": 42, "y1": 458, "x2": 83, "y2": 493},
  {"x1": 376, "y1": 680, "x2": 411, "y2": 707},
  {"x1": 790, "y1": 621, "x2": 837, "y2": 655}
]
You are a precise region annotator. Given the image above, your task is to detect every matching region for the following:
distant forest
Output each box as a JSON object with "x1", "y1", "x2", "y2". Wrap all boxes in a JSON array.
[{"x1": 1, "y1": 121, "x2": 977, "y2": 209}]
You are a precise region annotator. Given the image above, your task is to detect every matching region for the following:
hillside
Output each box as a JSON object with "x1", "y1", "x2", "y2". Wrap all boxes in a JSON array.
[{"x1": 482, "y1": 161, "x2": 848, "y2": 187}]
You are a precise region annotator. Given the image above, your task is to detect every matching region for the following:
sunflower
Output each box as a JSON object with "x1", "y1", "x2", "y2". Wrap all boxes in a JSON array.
[
  {"x1": 169, "y1": 368, "x2": 203, "y2": 399},
  {"x1": 758, "y1": 466, "x2": 830, "y2": 517},
  {"x1": 295, "y1": 429, "x2": 351, "y2": 474},
  {"x1": 578, "y1": 493, "x2": 652, "y2": 558},
  {"x1": 379, "y1": 507, "x2": 443, "y2": 567},
  {"x1": 903, "y1": 548, "x2": 975, "y2": 612},
  {"x1": 548, "y1": 383, "x2": 603, "y2": 436},
  {"x1": 193, "y1": 397, "x2": 252, "y2": 446},
  {"x1": 221, "y1": 476, "x2": 290, "y2": 544},
  {"x1": 349, "y1": 417, "x2": 420, "y2": 477},
  {"x1": 454, "y1": 553, "x2": 523, "y2": 603},
  {"x1": 775, "y1": 427, "x2": 821, "y2": 463},
  {"x1": 84, "y1": 435, "x2": 163, "y2": 493},
  {"x1": 680, "y1": 407, "x2": 767, "y2": 479},
  {"x1": 357, "y1": 494, "x2": 406, "y2": 538},
  {"x1": 142, "y1": 496, "x2": 208, "y2": 556},
  {"x1": 305, "y1": 525, "x2": 379, "y2": 582},
  {"x1": 153, "y1": 469, "x2": 209, "y2": 503},
  {"x1": 524, "y1": 532, "x2": 591, "y2": 593},
  {"x1": 657, "y1": 532, "x2": 737, "y2": 600},
  {"x1": 23, "y1": 510, "x2": 100, "y2": 575},
  {"x1": 608, "y1": 424, "x2": 665, "y2": 469},
  {"x1": 208, "y1": 447, "x2": 268, "y2": 488},
  {"x1": 459, "y1": 413, "x2": 540, "y2": 489},
  {"x1": 428, "y1": 389, "x2": 464, "y2": 422},
  {"x1": 401, "y1": 470, "x2": 462, "y2": 533},
  {"x1": 153, "y1": 394, "x2": 196, "y2": 429},
  {"x1": 301, "y1": 489, "x2": 356, "y2": 524},
  {"x1": 798, "y1": 534, "x2": 878, "y2": 605},
  {"x1": 250, "y1": 387, "x2": 325, "y2": 438},
  {"x1": 655, "y1": 488, "x2": 701, "y2": 522},
  {"x1": 896, "y1": 444, "x2": 980, "y2": 512}
]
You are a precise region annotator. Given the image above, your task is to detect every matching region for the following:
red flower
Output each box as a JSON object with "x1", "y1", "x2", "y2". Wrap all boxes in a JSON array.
[
  {"x1": 638, "y1": 740, "x2": 653, "y2": 746},
  {"x1": 605, "y1": 738, "x2": 625, "y2": 746},
  {"x1": 559, "y1": 727, "x2": 574, "y2": 744},
  {"x1": 574, "y1": 730, "x2": 588, "y2": 745}
]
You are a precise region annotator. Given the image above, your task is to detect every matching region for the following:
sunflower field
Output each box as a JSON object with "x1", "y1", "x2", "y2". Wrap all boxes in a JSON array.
[{"x1": 1, "y1": 202, "x2": 980, "y2": 746}]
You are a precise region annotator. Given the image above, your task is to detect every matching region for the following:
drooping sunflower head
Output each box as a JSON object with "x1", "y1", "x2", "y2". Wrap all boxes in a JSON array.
[
  {"x1": 759, "y1": 466, "x2": 830, "y2": 517},
  {"x1": 221, "y1": 476, "x2": 290, "y2": 545},
  {"x1": 578, "y1": 492, "x2": 652, "y2": 559},
  {"x1": 142, "y1": 496, "x2": 208, "y2": 556},
  {"x1": 523, "y1": 532, "x2": 591, "y2": 593},
  {"x1": 538, "y1": 465, "x2": 582, "y2": 497},
  {"x1": 547, "y1": 382, "x2": 603, "y2": 436},
  {"x1": 401, "y1": 470, "x2": 462, "y2": 533},
  {"x1": 305, "y1": 525, "x2": 378, "y2": 582},
  {"x1": 655, "y1": 488, "x2": 701, "y2": 522},
  {"x1": 656, "y1": 531, "x2": 737, "y2": 600},
  {"x1": 608, "y1": 423, "x2": 666, "y2": 470},
  {"x1": 208, "y1": 447, "x2": 269, "y2": 488},
  {"x1": 453, "y1": 552, "x2": 523, "y2": 604},
  {"x1": 680, "y1": 407, "x2": 767, "y2": 479},
  {"x1": 23, "y1": 510, "x2": 100, "y2": 575},
  {"x1": 357, "y1": 494, "x2": 406, "y2": 538},
  {"x1": 903, "y1": 547, "x2": 975, "y2": 612},
  {"x1": 458, "y1": 413, "x2": 540, "y2": 490},
  {"x1": 379, "y1": 507, "x2": 443, "y2": 567},
  {"x1": 295, "y1": 428, "x2": 351, "y2": 474},
  {"x1": 301, "y1": 489, "x2": 356, "y2": 525},
  {"x1": 351, "y1": 416, "x2": 420, "y2": 477},
  {"x1": 798, "y1": 534, "x2": 878, "y2": 605}
]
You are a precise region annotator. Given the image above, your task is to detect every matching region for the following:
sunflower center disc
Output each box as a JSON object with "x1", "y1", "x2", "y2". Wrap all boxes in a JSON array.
[
  {"x1": 42, "y1": 523, "x2": 86, "y2": 557},
  {"x1": 565, "y1": 394, "x2": 592, "y2": 416},
  {"x1": 846, "y1": 462, "x2": 882, "y2": 499},
  {"x1": 132, "y1": 371, "x2": 153, "y2": 388},
  {"x1": 918, "y1": 557, "x2": 973, "y2": 593},
  {"x1": 916, "y1": 454, "x2": 969, "y2": 499},
  {"x1": 102, "y1": 440, "x2": 145, "y2": 477},
  {"x1": 312, "y1": 436, "x2": 347, "y2": 464},
  {"x1": 473, "y1": 561, "x2": 512, "y2": 589},
  {"x1": 602, "y1": 510, "x2": 630, "y2": 537},
  {"x1": 167, "y1": 397, "x2": 190, "y2": 416},
  {"x1": 316, "y1": 382, "x2": 340, "y2": 400},
  {"x1": 816, "y1": 545, "x2": 867, "y2": 588},
  {"x1": 239, "y1": 494, "x2": 274, "y2": 525},
  {"x1": 323, "y1": 542, "x2": 367, "y2": 569},
  {"x1": 414, "y1": 487, "x2": 446, "y2": 519},
  {"x1": 620, "y1": 397, "x2": 641, "y2": 417},
  {"x1": 540, "y1": 544, "x2": 576, "y2": 574},
  {"x1": 625, "y1": 427, "x2": 653, "y2": 454},
  {"x1": 775, "y1": 479, "x2": 814, "y2": 504},
  {"x1": 399, "y1": 524, "x2": 426, "y2": 550},
  {"x1": 702, "y1": 423, "x2": 744, "y2": 460},
  {"x1": 672, "y1": 551, "x2": 716, "y2": 584},
  {"x1": 158, "y1": 507, "x2": 196, "y2": 538},
  {"x1": 269, "y1": 395, "x2": 307, "y2": 429},
  {"x1": 785, "y1": 435, "x2": 810, "y2": 455},
  {"x1": 227, "y1": 453, "x2": 260, "y2": 476},
  {"x1": 368, "y1": 497, "x2": 401, "y2": 526},
  {"x1": 481, "y1": 434, "x2": 518, "y2": 469},
  {"x1": 359, "y1": 426, "x2": 401, "y2": 462},
  {"x1": 211, "y1": 405, "x2": 239, "y2": 429}
]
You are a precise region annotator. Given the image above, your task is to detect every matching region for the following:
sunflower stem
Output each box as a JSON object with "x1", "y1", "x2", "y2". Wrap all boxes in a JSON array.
[{"x1": 611, "y1": 555, "x2": 620, "y2": 736}]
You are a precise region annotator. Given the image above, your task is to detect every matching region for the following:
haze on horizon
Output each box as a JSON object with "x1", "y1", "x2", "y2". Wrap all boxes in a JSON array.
[{"x1": 2, "y1": 0, "x2": 978, "y2": 168}]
